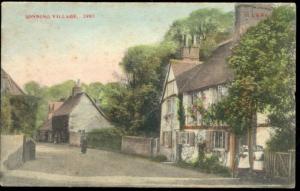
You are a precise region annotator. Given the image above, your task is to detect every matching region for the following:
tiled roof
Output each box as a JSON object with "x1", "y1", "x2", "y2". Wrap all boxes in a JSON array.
[
  {"x1": 52, "y1": 92, "x2": 111, "y2": 121},
  {"x1": 170, "y1": 59, "x2": 201, "y2": 77},
  {"x1": 1, "y1": 68, "x2": 25, "y2": 95},
  {"x1": 175, "y1": 39, "x2": 234, "y2": 93}
]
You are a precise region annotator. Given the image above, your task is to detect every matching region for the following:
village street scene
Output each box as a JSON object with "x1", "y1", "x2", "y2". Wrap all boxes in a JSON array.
[{"x1": 0, "y1": 2, "x2": 296, "y2": 188}]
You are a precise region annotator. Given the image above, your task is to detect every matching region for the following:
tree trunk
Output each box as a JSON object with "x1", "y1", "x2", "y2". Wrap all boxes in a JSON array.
[
  {"x1": 230, "y1": 133, "x2": 240, "y2": 177},
  {"x1": 248, "y1": 113, "x2": 257, "y2": 173},
  {"x1": 247, "y1": 127, "x2": 253, "y2": 173}
]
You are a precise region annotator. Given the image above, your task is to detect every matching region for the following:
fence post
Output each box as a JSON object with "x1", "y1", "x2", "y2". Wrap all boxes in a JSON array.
[
  {"x1": 288, "y1": 149, "x2": 295, "y2": 184},
  {"x1": 176, "y1": 144, "x2": 182, "y2": 162}
]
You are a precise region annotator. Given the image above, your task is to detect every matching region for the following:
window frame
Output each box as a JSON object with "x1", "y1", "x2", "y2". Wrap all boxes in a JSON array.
[{"x1": 212, "y1": 131, "x2": 226, "y2": 149}]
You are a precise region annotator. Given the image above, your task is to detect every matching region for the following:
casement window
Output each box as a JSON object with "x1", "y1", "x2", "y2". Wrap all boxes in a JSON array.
[
  {"x1": 206, "y1": 130, "x2": 229, "y2": 151},
  {"x1": 177, "y1": 131, "x2": 195, "y2": 146},
  {"x1": 191, "y1": 92, "x2": 198, "y2": 105},
  {"x1": 162, "y1": 131, "x2": 172, "y2": 148},
  {"x1": 166, "y1": 81, "x2": 175, "y2": 96},
  {"x1": 217, "y1": 85, "x2": 228, "y2": 98},
  {"x1": 166, "y1": 98, "x2": 175, "y2": 114},
  {"x1": 213, "y1": 131, "x2": 225, "y2": 148}
]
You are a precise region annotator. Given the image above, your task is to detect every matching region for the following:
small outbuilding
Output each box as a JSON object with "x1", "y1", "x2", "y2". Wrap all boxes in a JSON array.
[{"x1": 50, "y1": 81, "x2": 114, "y2": 145}]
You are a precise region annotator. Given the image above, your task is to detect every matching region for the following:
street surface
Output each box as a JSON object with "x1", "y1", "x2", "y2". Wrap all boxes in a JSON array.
[{"x1": 0, "y1": 143, "x2": 293, "y2": 187}]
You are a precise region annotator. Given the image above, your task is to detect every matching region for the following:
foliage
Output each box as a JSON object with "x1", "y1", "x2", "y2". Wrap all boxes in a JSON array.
[
  {"x1": 266, "y1": 126, "x2": 295, "y2": 152},
  {"x1": 163, "y1": 8, "x2": 234, "y2": 59},
  {"x1": 151, "y1": 155, "x2": 168, "y2": 162},
  {"x1": 208, "y1": 6, "x2": 295, "y2": 137},
  {"x1": 186, "y1": 97, "x2": 217, "y2": 126},
  {"x1": 203, "y1": 6, "x2": 296, "y2": 172},
  {"x1": 177, "y1": 95, "x2": 185, "y2": 130},
  {"x1": 82, "y1": 82, "x2": 104, "y2": 101},
  {"x1": 24, "y1": 80, "x2": 106, "y2": 131},
  {"x1": 178, "y1": 155, "x2": 231, "y2": 176},
  {"x1": 87, "y1": 128, "x2": 124, "y2": 151},
  {"x1": 187, "y1": 98, "x2": 205, "y2": 122},
  {"x1": 112, "y1": 42, "x2": 177, "y2": 135},
  {"x1": 0, "y1": 95, "x2": 12, "y2": 134},
  {"x1": 9, "y1": 95, "x2": 39, "y2": 136}
]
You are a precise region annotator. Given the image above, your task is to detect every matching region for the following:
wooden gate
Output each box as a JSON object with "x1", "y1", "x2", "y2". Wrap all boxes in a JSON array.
[{"x1": 264, "y1": 150, "x2": 295, "y2": 183}]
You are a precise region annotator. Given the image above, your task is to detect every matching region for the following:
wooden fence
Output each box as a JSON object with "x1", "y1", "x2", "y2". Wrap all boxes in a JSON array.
[{"x1": 264, "y1": 149, "x2": 295, "y2": 183}]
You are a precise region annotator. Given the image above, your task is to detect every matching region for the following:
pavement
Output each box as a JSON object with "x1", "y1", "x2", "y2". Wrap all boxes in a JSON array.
[{"x1": 0, "y1": 143, "x2": 294, "y2": 188}]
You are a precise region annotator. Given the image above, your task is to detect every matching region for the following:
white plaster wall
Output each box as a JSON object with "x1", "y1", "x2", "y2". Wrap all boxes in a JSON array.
[
  {"x1": 180, "y1": 129, "x2": 231, "y2": 167},
  {"x1": 160, "y1": 67, "x2": 180, "y2": 161},
  {"x1": 69, "y1": 94, "x2": 114, "y2": 133},
  {"x1": 256, "y1": 126, "x2": 275, "y2": 148},
  {"x1": 163, "y1": 68, "x2": 178, "y2": 99},
  {"x1": 257, "y1": 112, "x2": 269, "y2": 125}
]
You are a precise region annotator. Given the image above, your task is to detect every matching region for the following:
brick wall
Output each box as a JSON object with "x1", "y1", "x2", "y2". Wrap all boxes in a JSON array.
[{"x1": 121, "y1": 136, "x2": 159, "y2": 158}]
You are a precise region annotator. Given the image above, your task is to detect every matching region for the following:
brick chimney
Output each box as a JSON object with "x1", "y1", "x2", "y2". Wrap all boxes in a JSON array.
[
  {"x1": 47, "y1": 101, "x2": 63, "y2": 119},
  {"x1": 234, "y1": 3, "x2": 273, "y2": 41},
  {"x1": 181, "y1": 34, "x2": 200, "y2": 61},
  {"x1": 72, "y1": 79, "x2": 82, "y2": 97}
]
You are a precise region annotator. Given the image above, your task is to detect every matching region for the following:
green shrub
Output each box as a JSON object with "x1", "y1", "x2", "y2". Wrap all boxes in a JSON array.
[
  {"x1": 87, "y1": 128, "x2": 123, "y2": 151},
  {"x1": 176, "y1": 154, "x2": 231, "y2": 176},
  {"x1": 8, "y1": 95, "x2": 38, "y2": 136},
  {"x1": 151, "y1": 155, "x2": 168, "y2": 162},
  {"x1": 197, "y1": 155, "x2": 231, "y2": 176}
]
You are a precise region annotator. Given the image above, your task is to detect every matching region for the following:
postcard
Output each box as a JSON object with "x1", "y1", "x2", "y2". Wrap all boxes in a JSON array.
[{"x1": 0, "y1": 2, "x2": 295, "y2": 188}]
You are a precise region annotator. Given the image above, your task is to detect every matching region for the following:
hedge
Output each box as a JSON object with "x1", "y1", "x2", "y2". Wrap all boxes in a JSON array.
[{"x1": 87, "y1": 128, "x2": 123, "y2": 151}]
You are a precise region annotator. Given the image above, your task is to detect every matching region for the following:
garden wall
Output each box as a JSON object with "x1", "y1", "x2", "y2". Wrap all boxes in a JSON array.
[{"x1": 121, "y1": 136, "x2": 159, "y2": 157}]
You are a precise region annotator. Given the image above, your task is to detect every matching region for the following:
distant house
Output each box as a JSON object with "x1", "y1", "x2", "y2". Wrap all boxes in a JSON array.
[
  {"x1": 159, "y1": 3, "x2": 274, "y2": 168},
  {"x1": 1, "y1": 68, "x2": 25, "y2": 95},
  {"x1": 41, "y1": 81, "x2": 114, "y2": 146},
  {"x1": 38, "y1": 101, "x2": 64, "y2": 142}
]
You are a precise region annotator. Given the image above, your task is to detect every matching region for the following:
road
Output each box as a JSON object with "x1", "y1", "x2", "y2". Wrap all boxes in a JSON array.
[{"x1": 0, "y1": 143, "x2": 293, "y2": 187}]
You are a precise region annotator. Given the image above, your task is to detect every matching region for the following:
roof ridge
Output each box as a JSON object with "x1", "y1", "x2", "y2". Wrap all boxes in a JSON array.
[
  {"x1": 83, "y1": 92, "x2": 113, "y2": 122},
  {"x1": 1, "y1": 68, "x2": 25, "y2": 95}
]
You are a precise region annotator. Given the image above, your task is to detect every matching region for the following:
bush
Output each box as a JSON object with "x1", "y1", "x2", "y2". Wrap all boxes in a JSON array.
[
  {"x1": 197, "y1": 155, "x2": 231, "y2": 176},
  {"x1": 266, "y1": 127, "x2": 295, "y2": 152},
  {"x1": 176, "y1": 154, "x2": 231, "y2": 177},
  {"x1": 7, "y1": 95, "x2": 38, "y2": 136},
  {"x1": 151, "y1": 155, "x2": 168, "y2": 162},
  {"x1": 87, "y1": 128, "x2": 123, "y2": 151}
]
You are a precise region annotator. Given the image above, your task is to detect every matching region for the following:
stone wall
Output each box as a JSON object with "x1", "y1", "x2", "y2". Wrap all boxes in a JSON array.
[
  {"x1": 69, "y1": 132, "x2": 81, "y2": 147},
  {"x1": 121, "y1": 136, "x2": 159, "y2": 158},
  {"x1": 1, "y1": 134, "x2": 24, "y2": 171},
  {"x1": 1, "y1": 135, "x2": 36, "y2": 171}
]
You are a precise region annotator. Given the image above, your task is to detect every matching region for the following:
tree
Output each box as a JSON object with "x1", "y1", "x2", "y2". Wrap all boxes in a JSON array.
[
  {"x1": 115, "y1": 42, "x2": 177, "y2": 135},
  {"x1": 24, "y1": 80, "x2": 77, "y2": 130},
  {"x1": 210, "y1": 5, "x2": 295, "y2": 174},
  {"x1": 24, "y1": 81, "x2": 45, "y2": 97},
  {"x1": 0, "y1": 94, "x2": 12, "y2": 133},
  {"x1": 110, "y1": 8, "x2": 234, "y2": 136},
  {"x1": 83, "y1": 82, "x2": 104, "y2": 101},
  {"x1": 8, "y1": 95, "x2": 39, "y2": 136},
  {"x1": 163, "y1": 8, "x2": 234, "y2": 59}
]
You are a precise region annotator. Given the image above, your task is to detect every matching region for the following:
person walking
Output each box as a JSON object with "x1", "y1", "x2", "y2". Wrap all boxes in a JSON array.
[{"x1": 80, "y1": 130, "x2": 87, "y2": 154}]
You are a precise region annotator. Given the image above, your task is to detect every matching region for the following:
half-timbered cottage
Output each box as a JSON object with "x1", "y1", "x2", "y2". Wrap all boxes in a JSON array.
[{"x1": 159, "y1": 3, "x2": 274, "y2": 168}]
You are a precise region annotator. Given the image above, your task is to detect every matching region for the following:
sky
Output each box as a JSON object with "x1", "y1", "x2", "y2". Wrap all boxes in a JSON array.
[{"x1": 2, "y1": 2, "x2": 235, "y2": 88}]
